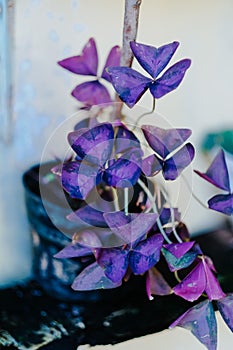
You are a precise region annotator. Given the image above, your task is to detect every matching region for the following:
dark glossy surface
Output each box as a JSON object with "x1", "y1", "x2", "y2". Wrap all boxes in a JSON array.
[
  {"x1": 0, "y1": 280, "x2": 191, "y2": 349},
  {"x1": 1, "y1": 229, "x2": 233, "y2": 349}
]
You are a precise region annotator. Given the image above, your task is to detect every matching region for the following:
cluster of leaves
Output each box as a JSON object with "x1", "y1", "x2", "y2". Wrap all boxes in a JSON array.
[{"x1": 54, "y1": 39, "x2": 233, "y2": 349}]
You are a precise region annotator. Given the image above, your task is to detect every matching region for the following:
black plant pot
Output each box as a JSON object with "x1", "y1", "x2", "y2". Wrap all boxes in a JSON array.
[{"x1": 22, "y1": 161, "x2": 147, "y2": 303}]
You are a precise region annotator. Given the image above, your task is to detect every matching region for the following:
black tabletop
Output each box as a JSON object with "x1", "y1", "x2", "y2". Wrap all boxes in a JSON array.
[{"x1": 1, "y1": 229, "x2": 233, "y2": 350}]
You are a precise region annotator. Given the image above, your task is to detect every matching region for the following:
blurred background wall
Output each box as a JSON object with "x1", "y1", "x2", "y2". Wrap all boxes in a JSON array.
[{"x1": 0, "y1": 0, "x2": 232, "y2": 286}]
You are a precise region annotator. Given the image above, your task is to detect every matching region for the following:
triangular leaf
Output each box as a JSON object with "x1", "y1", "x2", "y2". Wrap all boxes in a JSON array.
[
  {"x1": 162, "y1": 247, "x2": 197, "y2": 272},
  {"x1": 146, "y1": 267, "x2": 172, "y2": 299},
  {"x1": 104, "y1": 212, "x2": 158, "y2": 244},
  {"x1": 163, "y1": 143, "x2": 195, "y2": 180},
  {"x1": 142, "y1": 125, "x2": 192, "y2": 159},
  {"x1": 170, "y1": 300, "x2": 217, "y2": 350},
  {"x1": 164, "y1": 241, "x2": 195, "y2": 259},
  {"x1": 58, "y1": 38, "x2": 98, "y2": 76},
  {"x1": 72, "y1": 80, "x2": 112, "y2": 107},
  {"x1": 101, "y1": 45, "x2": 121, "y2": 81},
  {"x1": 194, "y1": 150, "x2": 230, "y2": 192},
  {"x1": 97, "y1": 247, "x2": 129, "y2": 283},
  {"x1": 129, "y1": 234, "x2": 164, "y2": 274},
  {"x1": 150, "y1": 59, "x2": 191, "y2": 99},
  {"x1": 54, "y1": 243, "x2": 92, "y2": 259},
  {"x1": 208, "y1": 193, "x2": 233, "y2": 216},
  {"x1": 72, "y1": 262, "x2": 122, "y2": 290},
  {"x1": 202, "y1": 259, "x2": 226, "y2": 300},
  {"x1": 107, "y1": 66, "x2": 151, "y2": 108},
  {"x1": 173, "y1": 262, "x2": 206, "y2": 302},
  {"x1": 130, "y1": 41, "x2": 179, "y2": 79},
  {"x1": 68, "y1": 123, "x2": 114, "y2": 166},
  {"x1": 217, "y1": 294, "x2": 233, "y2": 332}
]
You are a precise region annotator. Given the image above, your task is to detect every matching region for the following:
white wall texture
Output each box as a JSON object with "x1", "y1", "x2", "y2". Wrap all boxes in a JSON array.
[{"x1": 0, "y1": 0, "x2": 232, "y2": 287}]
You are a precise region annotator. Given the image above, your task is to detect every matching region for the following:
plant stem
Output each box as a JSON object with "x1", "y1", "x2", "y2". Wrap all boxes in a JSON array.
[
  {"x1": 174, "y1": 270, "x2": 182, "y2": 283},
  {"x1": 112, "y1": 188, "x2": 120, "y2": 212},
  {"x1": 132, "y1": 98, "x2": 156, "y2": 130},
  {"x1": 113, "y1": 0, "x2": 142, "y2": 119},
  {"x1": 121, "y1": 0, "x2": 142, "y2": 67},
  {"x1": 124, "y1": 188, "x2": 129, "y2": 216},
  {"x1": 181, "y1": 174, "x2": 209, "y2": 209},
  {"x1": 159, "y1": 186, "x2": 183, "y2": 243},
  {"x1": 137, "y1": 178, "x2": 172, "y2": 244}
]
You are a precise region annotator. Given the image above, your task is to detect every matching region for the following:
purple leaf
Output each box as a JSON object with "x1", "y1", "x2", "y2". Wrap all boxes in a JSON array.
[
  {"x1": 74, "y1": 117, "x2": 90, "y2": 131},
  {"x1": 72, "y1": 262, "x2": 122, "y2": 290},
  {"x1": 68, "y1": 123, "x2": 114, "y2": 166},
  {"x1": 68, "y1": 127, "x2": 89, "y2": 152},
  {"x1": 194, "y1": 150, "x2": 231, "y2": 192},
  {"x1": 158, "y1": 207, "x2": 181, "y2": 226},
  {"x1": 58, "y1": 38, "x2": 98, "y2": 76},
  {"x1": 104, "y1": 212, "x2": 158, "y2": 244},
  {"x1": 173, "y1": 262, "x2": 206, "y2": 301},
  {"x1": 73, "y1": 227, "x2": 123, "y2": 249},
  {"x1": 54, "y1": 243, "x2": 92, "y2": 259},
  {"x1": 129, "y1": 234, "x2": 164, "y2": 274},
  {"x1": 208, "y1": 193, "x2": 233, "y2": 216},
  {"x1": 115, "y1": 124, "x2": 140, "y2": 154},
  {"x1": 163, "y1": 143, "x2": 195, "y2": 180},
  {"x1": 72, "y1": 80, "x2": 112, "y2": 107},
  {"x1": 61, "y1": 161, "x2": 100, "y2": 199},
  {"x1": 120, "y1": 147, "x2": 143, "y2": 166},
  {"x1": 97, "y1": 247, "x2": 129, "y2": 283},
  {"x1": 205, "y1": 256, "x2": 217, "y2": 273},
  {"x1": 173, "y1": 255, "x2": 225, "y2": 302},
  {"x1": 107, "y1": 66, "x2": 151, "y2": 108},
  {"x1": 130, "y1": 41, "x2": 179, "y2": 79},
  {"x1": 146, "y1": 267, "x2": 172, "y2": 299},
  {"x1": 162, "y1": 247, "x2": 197, "y2": 272},
  {"x1": 103, "y1": 157, "x2": 142, "y2": 188},
  {"x1": 101, "y1": 45, "x2": 121, "y2": 82},
  {"x1": 217, "y1": 294, "x2": 233, "y2": 332},
  {"x1": 150, "y1": 59, "x2": 191, "y2": 99},
  {"x1": 142, "y1": 125, "x2": 192, "y2": 159},
  {"x1": 72, "y1": 228, "x2": 103, "y2": 248},
  {"x1": 164, "y1": 241, "x2": 195, "y2": 259},
  {"x1": 142, "y1": 155, "x2": 162, "y2": 176},
  {"x1": 67, "y1": 206, "x2": 108, "y2": 228},
  {"x1": 202, "y1": 259, "x2": 226, "y2": 300},
  {"x1": 170, "y1": 300, "x2": 217, "y2": 350}
]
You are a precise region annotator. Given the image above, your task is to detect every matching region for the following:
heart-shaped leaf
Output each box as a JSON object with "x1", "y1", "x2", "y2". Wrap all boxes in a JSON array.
[
  {"x1": 129, "y1": 234, "x2": 164, "y2": 274},
  {"x1": 142, "y1": 125, "x2": 192, "y2": 159},
  {"x1": 58, "y1": 37, "x2": 98, "y2": 76}
]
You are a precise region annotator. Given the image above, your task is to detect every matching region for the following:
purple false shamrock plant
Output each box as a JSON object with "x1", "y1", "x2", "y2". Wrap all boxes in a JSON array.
[{"x1": 52, "y1": 37, "x2": 233, "y2": 350}]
